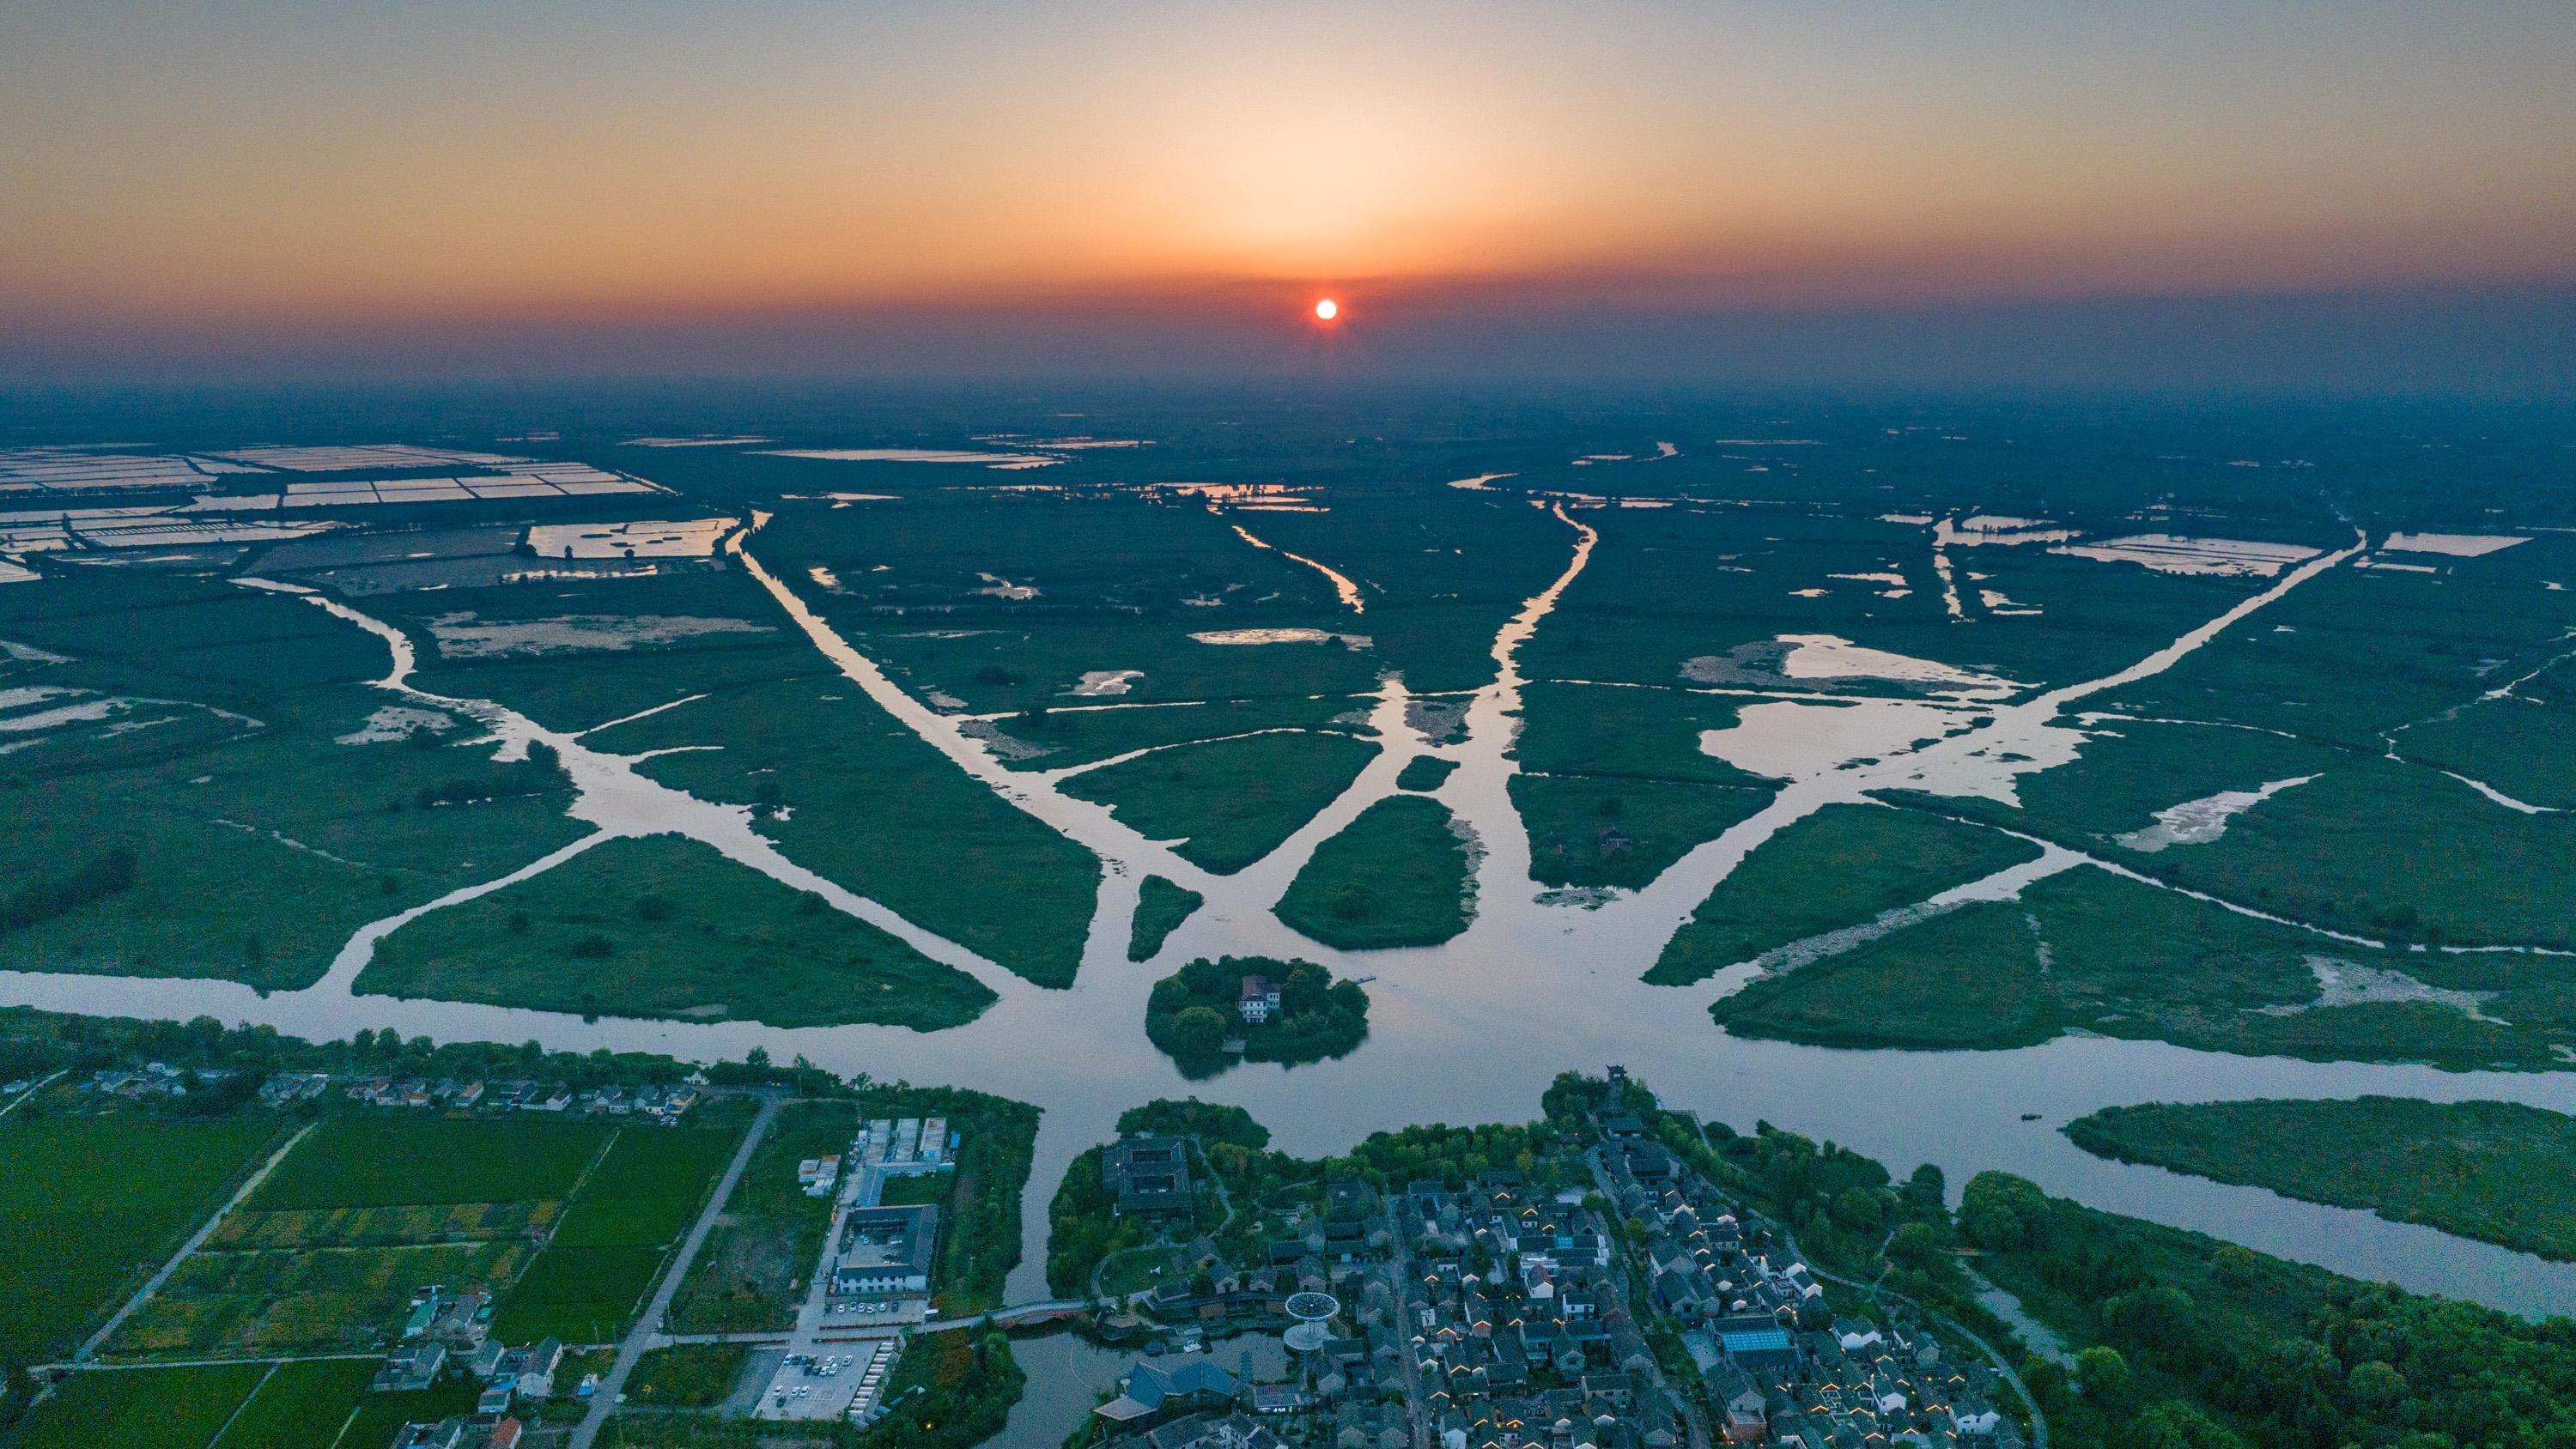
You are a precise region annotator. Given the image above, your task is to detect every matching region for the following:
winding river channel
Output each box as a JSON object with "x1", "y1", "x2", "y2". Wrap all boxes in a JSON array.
[{"x1": 9, "y1": 511, "x2": 2576, "y2": 1319}]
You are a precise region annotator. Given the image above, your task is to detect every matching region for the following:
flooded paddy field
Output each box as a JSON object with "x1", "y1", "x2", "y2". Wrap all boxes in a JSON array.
[{"x1": 4, "y1": 391, "x2": 2576, "y2": 1323}]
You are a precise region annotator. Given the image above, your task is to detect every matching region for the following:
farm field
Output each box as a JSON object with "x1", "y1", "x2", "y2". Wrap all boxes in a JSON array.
[
  {"x1": 2066, "y1": 1097, "x2": 2576, "y2": 1260},
  {"x1": 5, "y1": 1363, "x2": 268, "y2": 1449},
  {"x1": 1274, "y1": 795, "x2": 1474, "y2": 949},
  {"x1": 204, "y1": 1357, "x2": 379, "y2": 1449},
  {"x1": 0, "y1": 1116, "x2": 279, "y2": 1365},
  {"x1": 359, "y1": 833, "x2": 997, "y2": 1029},
  {"x1": 491, "y1": 1106, "x2": 751, "y2": 1343}
]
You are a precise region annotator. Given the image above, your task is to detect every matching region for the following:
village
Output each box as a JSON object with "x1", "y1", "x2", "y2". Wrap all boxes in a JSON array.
[{"x1": 1056, "y1": 1070, "x2": 2032, "y2": 1449}]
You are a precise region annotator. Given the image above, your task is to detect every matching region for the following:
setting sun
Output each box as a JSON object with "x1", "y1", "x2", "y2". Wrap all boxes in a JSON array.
[{"x1": 1313, "y1": 298, "x2": 1340, "y2": 322}]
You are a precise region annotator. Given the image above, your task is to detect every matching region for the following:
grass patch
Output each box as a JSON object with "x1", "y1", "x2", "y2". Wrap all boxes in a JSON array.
[
  {"x1": 1510, "y1": 682, "x2": 1766, "y2": 785},
  {"x1": 7, "y1": 1363, "x2": 267, "y2": 1449},
  {"x1": 1125, "y1": 875, "x2": 1202, "y2": 961},
  {"x1": 2066, "y1": 1097, "x2": 2576, "y2": 1260},
  {"x1": 1274, "y1": 796, "x2": 1473, "y2": 949},
  {"x1": 489, "y1": 1242, "x2": 667, "y2": 1344},
  {"x1": 2400, "y1": 693, "x2": 2576, "y2": 811},
  {"x1": 1145, "y1": 956, "x2": 1369, "y2": 1078},
  {"x1": 1711, "y1": 864, "x2": 2576, "y2": 1069},
  {"x1": 1510, "y1": 772, "x2": 1771, "y2": 889},
  {"x1": 1394, "y1": 755, "x2": 1458, "y2": 791},
  {"x1": 361, "y1": 833, "x2": 996, "y2": 1029},
  {"x1": 627, "y1": 1343, "x2": 752, "y2": 1408},
  {"x1": 670, "y1": 1101, "x2": 854, "y2": 1333},
  {"x1": 0, "y1": 1116, "x2": 278, "y2": 1364},
  {"x1": 986, "y1": 694, "x2": 1368, "y2": 773},
  {"x1": 1649, "y1": 803, "x2": 2041, "y2": 984},
  {"x1": 1060, "y1": 731, "x2": 1378, "y2": 874}
]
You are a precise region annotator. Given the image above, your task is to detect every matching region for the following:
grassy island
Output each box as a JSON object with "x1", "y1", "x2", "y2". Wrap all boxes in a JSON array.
[
  {"x1": 1274, "y1": 795, "x2": 1473, "y2": 949},
  {"x1": 2065, "y1": 1097, "x2": 2576, "y2": 1260},
  {"x1": 1126, "y1": 874, "x2": 1203, "y2": 961},
  {"x1": 1145, "y1": 955, "x2": 1369, "y2": 1077}
]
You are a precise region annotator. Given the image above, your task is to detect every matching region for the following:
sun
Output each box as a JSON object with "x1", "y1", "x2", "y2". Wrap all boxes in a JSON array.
[{"x1": 1313, "y1": 298, "x2": 1340, "y2": 322}]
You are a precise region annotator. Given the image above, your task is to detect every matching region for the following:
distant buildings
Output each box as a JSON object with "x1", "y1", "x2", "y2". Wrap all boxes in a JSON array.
[
  {"x1": 829, "y1": 1203, "x2": 940, "y2": 1300},
  {"x1": 1236, "y1": 976, "x2": 1282, "y2": 1024}
]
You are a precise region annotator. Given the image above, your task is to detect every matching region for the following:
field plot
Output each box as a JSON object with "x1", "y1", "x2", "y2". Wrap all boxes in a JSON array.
[
  {"x1": 6, "y1": 1363, "x2": 268, "y2": 1449},
  {"x1": 1712, "y1": 864, "x2": 2576, "y2": 1069},
  {"x1": 113, "y1": 1116, "x2": 612, "y2": 1357},
  {"x1": 2068, "y1": 1097, "x2": 2576, "y2": 1260},
  {"x1": 1060, "y1": 730, "x2": 1379, "y2": 873},
  {"x1": 670, "y1": 1101, "x2": 855, "y2": 1331},
  {"x1": 0, "y1": 1117, "x2": 279, "y2": 1364},
  {"x1": 207, "y1": 1357, "x2": 379, "y2": 1449},
  {"x1": 1650, "y1": 804, "x2": 2042, "y2": 983},
  {"x1": 1275, "y1": 796, "x2": 1474, "y2": 949},
  {"x1": 491, "y1": 1108, "x2": 750, "y2": 1343},
  {"x1": 2397, "y1": 691, "x2": 2576, "y2": 811},
  {"x1": 360, "y1": 833, "x2": 997, "y2": 1029}
]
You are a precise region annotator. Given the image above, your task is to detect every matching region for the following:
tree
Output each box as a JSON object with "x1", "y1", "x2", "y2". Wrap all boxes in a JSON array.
[
  {"x1": 1831, "y1": 1186, "x2": 1882, "y2": 1234},
  {"x1": 2075, "y1": 1345, "x2": 2132, "y2": 1406},
  {"x1": 1901, "y1": 1163, "x2": 1947, "y2": 1219},
  {"x1": 1166, "y1": 1007, "x2": 1230, "y2": 1059},
  {"x1": 2105, "y1": 1284, "x2": 2198, "y2": 1356},
  {"x1": 1959, "y1": 1172, "x2": 2049, "y2": 1252},
  {"x1": 2130, "y1": 1401, "x2": 2251, "y2": 1449}
]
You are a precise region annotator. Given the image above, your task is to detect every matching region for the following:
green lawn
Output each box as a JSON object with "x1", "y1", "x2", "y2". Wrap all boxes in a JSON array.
[
  {"x1": 8, "y1": 1364, "x2": 269, "y2": 1449},
  {"x1": 0, "y1": 1116, "x2": 278, "y2": 1363},
  {"x1": 1061, "y1": 731, "x2": 1379, "y2": 873},
  {"x1": 2067, "y1": 1097, "x2": 2576, "y2": 1259},
  {"x1": 1649, "y1": 803, "x2": 2042, "y2": 983},
  {"x1": 361, "y1": 833, "x2": 997, "y2": 1029},
  {"x1": 1275, "y1": 795, "x2": 1474, "y2": 949},
  {"x1": 1126, "y1": 875, "x2": 1203, "y2": 961}
]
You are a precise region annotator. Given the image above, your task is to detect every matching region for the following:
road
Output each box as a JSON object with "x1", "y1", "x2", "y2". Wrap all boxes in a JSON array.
[
  {"x1": 0, "y1": 1069, "x2": 67, "y2": 1119},
  {"x1": 77, "y1": 1119, "x2": 318, "y2": 1364},
  {"x1": 568, "y1": 1092, "x2": 781, "y2": 1449}
]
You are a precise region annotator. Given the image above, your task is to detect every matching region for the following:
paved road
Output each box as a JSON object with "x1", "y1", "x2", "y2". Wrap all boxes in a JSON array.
[
  {"x1": 569, "y1": 1093, "x2": 781, "y2": 1449},
  {"x1": 0, "y1": 1069, "x2": 67, "y2": 1119},
  {"x1": 77, "y1": 1119, "x2": 318, "y2": 1364}
]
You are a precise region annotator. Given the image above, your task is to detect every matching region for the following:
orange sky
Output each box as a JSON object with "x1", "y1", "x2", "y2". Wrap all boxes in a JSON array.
[{"x1": 5, "y1": 2, "x2": 2574, "y2": 330}]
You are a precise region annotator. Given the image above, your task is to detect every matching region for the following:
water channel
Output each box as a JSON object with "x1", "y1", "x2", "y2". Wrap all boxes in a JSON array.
[{"x1": 9, "y1": 514, "x2": 2576, "y2": 1320}]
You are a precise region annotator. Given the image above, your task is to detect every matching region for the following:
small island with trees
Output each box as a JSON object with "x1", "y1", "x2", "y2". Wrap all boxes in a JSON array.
[{"x1": 1145, "y1": 955, "x2": 1369, "y2": 1077}]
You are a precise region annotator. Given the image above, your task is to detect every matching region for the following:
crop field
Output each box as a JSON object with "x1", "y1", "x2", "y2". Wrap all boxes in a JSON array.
[
  {"x1": 627, "y1": 1343, "x2": 751, "y2": 1407},
  {"x1": 207, "y1": 1358, "x2": 379, "y2": 1449},
  {"x1": 1651, "y1": 803, "x2": 2042, "y2": 983},
  {"x1": 490, "y1": 1111, "x2": 749, "y2": 1342},
  {"x1": 1061, "y1": 729, "x2": 1380, "y2": 873},
  {"x1": 361, "y1": 833, "x2": 997, "y2": 1029},
  {"x1": 0, "y1": 1116, "x2": 279, "y2": 1364},
  {"x1": 246, "y1": 1116, "x2": 611, "y2": 1210},
  {"x1": 670, "y1": 1100, "x2": 854, "y2": 1332},
  {"x1": 114, "y1": 1238, "x2": 534, "y2": 1355},
  {"x1": 6, "y1": 1363, "x2": 270, "y2": 1449},
  {"x1": 2068, "y1": 1097, "x2": 2576, "y2": 1260},
  {"x1": 1275, "y1": 795, "x2": 1474, "y2": 949}
]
